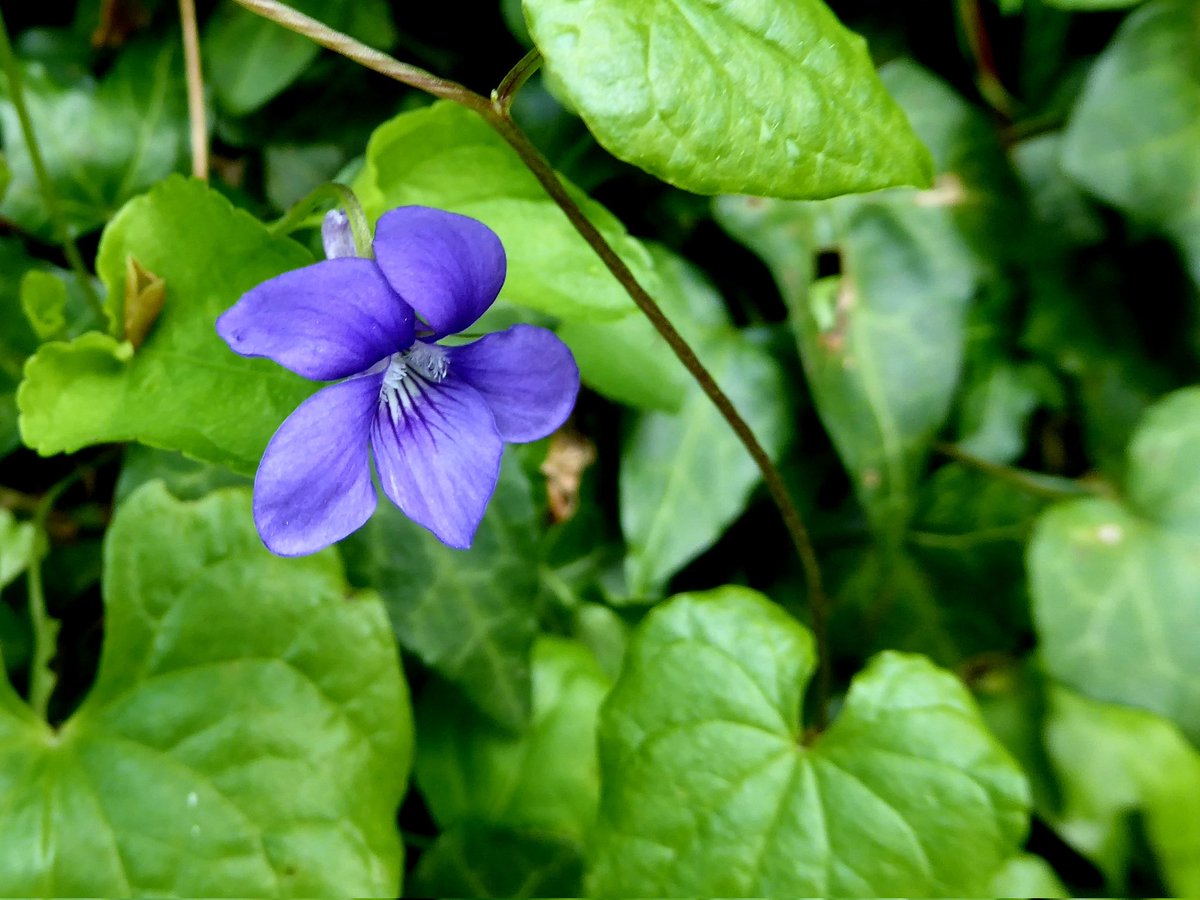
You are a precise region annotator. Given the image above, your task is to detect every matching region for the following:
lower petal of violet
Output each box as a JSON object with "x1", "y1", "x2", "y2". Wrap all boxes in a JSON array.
[
  {"x1": 447, "y1": 324, "x2": 580, "y2": 443},
  {"x1": 254, "y1": 370, "x2": 383, "y2": 556},
  {"x1": 370, "y1": 372, "x2": 503, "y2": 549}
]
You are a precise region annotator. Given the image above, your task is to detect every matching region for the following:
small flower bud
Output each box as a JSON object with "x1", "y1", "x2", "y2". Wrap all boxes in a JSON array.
[{"x1": 321, "y1": 209, "x2": 357, "y2": 259}]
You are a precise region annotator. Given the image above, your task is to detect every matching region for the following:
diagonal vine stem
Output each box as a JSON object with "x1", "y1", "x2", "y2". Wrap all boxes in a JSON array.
[{"x1": 231, "y1": 0, "x2": 832, "y2": 725}]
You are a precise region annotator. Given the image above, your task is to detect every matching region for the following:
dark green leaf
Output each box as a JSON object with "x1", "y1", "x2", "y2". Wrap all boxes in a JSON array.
[
  {"x1": 0, "y1": 41, "x2": 187, "y2": 238},
  {"x1": 341, "y1": 454, "x2": 541, "y2": 731},
  {"x1": 0, "y1": 482, "x2": 412, "y2": 896},
  {"x1": 588, "y1": 586, "x2": 1030, "y2": 896}
]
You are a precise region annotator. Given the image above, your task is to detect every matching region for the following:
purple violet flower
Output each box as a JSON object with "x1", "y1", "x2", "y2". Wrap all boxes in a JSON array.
[{"x1": 216, "y1": 205, "x2": 580, "y2": 556}]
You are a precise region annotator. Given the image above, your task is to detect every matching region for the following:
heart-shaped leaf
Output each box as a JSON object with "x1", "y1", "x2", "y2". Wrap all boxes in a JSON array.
[
  {"x1": 1029, "y1": 386, "x2": 1200, "y2": 742},
  {"x1": 588, "y1": 586, "x2": 1029, "y2": 896},
  {"x1": 0, "y1": 482, "x2": 412, "y2": 896}
]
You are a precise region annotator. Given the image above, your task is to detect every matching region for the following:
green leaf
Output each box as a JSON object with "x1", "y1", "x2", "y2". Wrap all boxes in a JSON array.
[
  {"x1": 0, "y1": 508, "x2": 34, "y2": 590},
  {"x1": 0, "y1": 237, "x2": 42, "y2": 456},
  {"x1": 522, "y1": 0, "x2": 933, "y2": 198},
  {"x1": 987, "y1": 854, "x2": 1069, "y2": 898},
  {"x1": 1043, "y1": 684, "x2": 1200, "y2": 896},
  {"x1": 0, "y1": 482, "x2": 412, "y2": 896},
  {"x1": 1062, "y1": 0, "x2": 1200, "y2": 284},
  {"x1": 0, "y1": 41, "x2": 187, "y2": 238},
  {"x1": 18, "y1": 176, "x2": 315, "y2": 474},
  {"x1": 412, "y1": 825, "x2": 583, "y2": 898},
  {"x1": 115, "y1": 445, "x2": 251, "y2": 504},
  {"x1": 1029, "y1": 387, "x2": 1200, "y2": 742},
  {"x1": 716, "y1": 63, "x2": 1013, "y2": 537},
  {"x1": 356, "y1": 101, "x2": 657, "y2": 322},
  {"x1": 341, "y1": 454, "x2": 541, "y2": 731},
  {"x1": 204, "y1": 0, "x2": 395, "y2": 115},
  {"x1": 415, "y1": 637, "x2": 609, "y2": 841},
  {"x1": 620, "y1": 327, "x2": 791, "y2": 598},
  {"x1": 588, "y1": 586, "x2": 1030, "y2": 897},
  {"x1": 560, "y1": 243, "x2": 730, "y2": 412}
]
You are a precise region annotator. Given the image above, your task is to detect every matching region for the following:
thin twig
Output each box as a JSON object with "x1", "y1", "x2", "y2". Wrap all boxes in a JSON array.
[
  {"x1": 178, "y1": 0, "x2": 208, "y2": 181},
  {"x1": 492, "y1": 48, "x2": 542, "y2": 115},
  {"x1": 230, "y1": 0, "x2": 834, "y2": 725},
  {"x1": 0, "y1": 9, "x2": 105, "y2": 323},
  {"x1": 934, "y1": 441, "x2": 1102, "y2": 500}
]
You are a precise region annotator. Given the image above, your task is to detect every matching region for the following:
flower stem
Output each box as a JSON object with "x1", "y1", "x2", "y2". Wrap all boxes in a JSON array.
[
  {"x1": 0, "y1": 9, "x2": 105, "y2": 324},
  {"x1": 270, "y1": 181, "x2": 373, "y2": 255},
  {"x1": 230, "y1": 0, "x2": 834, "y2": 726},
  {"x1": 178, "y1": 0, "x2": 209, "y2": 181},
  {"x1": 492, "y1": 48, "x2": 542, "y2": 114}
]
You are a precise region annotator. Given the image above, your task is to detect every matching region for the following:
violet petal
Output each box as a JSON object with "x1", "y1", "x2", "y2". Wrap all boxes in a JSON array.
[
  {"x1": 253, "y1": 371, "x2": 383, "y2": 555},
  {"x1": 217, "y1": 258, "x2": 415, "y2": 381},
  {"x1": 371, "y1": 373, "x2": 503, "y2": 548},
  {"x1": 447, "y1": 324, "x2": 580, "y2": 442},
  {"x1": 373, "y1": 206, "x2": 505, "y2": 339}
]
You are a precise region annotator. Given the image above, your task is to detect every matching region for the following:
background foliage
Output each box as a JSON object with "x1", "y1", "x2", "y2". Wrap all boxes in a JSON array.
[{"x1": 1, "y1": 0, "x2": 1198, "y2": 895}]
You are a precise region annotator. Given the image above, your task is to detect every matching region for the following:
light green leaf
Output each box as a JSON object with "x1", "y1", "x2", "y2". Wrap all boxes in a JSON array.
[
  {"x1": 204, "y1": 0, "x2": 396, "y2": 116},
  {"x1": 1029, "y1": 387, "x2": 1200, "y2": 742},
  {"x1": 415, "y1": 637, "x2": 609, "y2": 841},
  {"x1": 955, "y1": 362, "x2": 1061, "y2": 465},
  {"x1": 341, "y1": 455, "x2": 541, "y2": 731},
  {"x1": 1062, "y1": 0, "x2": 1200, "y2": 284},
  {"x1": 1043, "y1": 684, "x2": 1200, "y2": 896},
  {"x1": 0, "y1": 41, "x2": 187, "y2": 238},
  {"x1": 0, "y1": 508, "x2": 34, "y2": 590},
  {"x1": 588, "y1": 586, "x2": 1030, "y2": 897},
  {"x1": 20, "y1": 270, "x2": 68, "y2": 341},
  {"x1": 716, "y1": 62, "x2": 1012, "y2": 537},
  {"x1": 356, "y1": 101, "x2": 657, "y2": 322},
  {"x1": 0, "y1": 482, "x2": 412, "y2": 896},
  {"x1": 18, "y1": 176, "x2": 315, "y2": 474},
  {"x1": 987, "y1": 853, "x2": 1069, "y2": 898},
  {"x1": 412, "y1": 825, "x2": 583, "y2": 898},
  {"x1": 522, "y1": 0, "x2": 932, "y2": 198},
  {"x1": 620, "y1": 327, "x2": 790, "y2": 598}
]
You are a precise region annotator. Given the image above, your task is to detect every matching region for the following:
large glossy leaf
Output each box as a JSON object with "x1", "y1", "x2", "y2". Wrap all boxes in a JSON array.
[
  {"x1": 0, "y1": 41, "x2": 187, "y2": 239},
  {"x1": 0, "y1": 482, "x2": 412, "y2": 896},
  {"x1": 18, "y1": 176, "x2": 315, "y2": 474},
  {"x1": 341, "y1": 455, "x2": 541, "y2": 731},
  {"x1": 356, "y1": 101, "x2": 657, "y2": 322},
  {"x1": 588, "y1": 586, "x2": 1029, "y2": 897},
  {"x1": 1043, "y1": 685, "x2": 1200, "y2": 896},
  {"x1": 1029, "y1": 387, "x2": 1200, "y2": 742},
  {"x1": 620, "y1": 327, "x2": 791, "y2": 598},
  {"x1": 1062, "y1": 0, "x2": 1200, "y2": 284},
  {"x1": 522, "y1": 0, "x2": 932, "y2": 198},
  {"x1": 716, "y1": 62, "x2": 1009, "y2": 538},
  {"x1": 415, "y1": 637, "x2": 609, "y2": 841}
]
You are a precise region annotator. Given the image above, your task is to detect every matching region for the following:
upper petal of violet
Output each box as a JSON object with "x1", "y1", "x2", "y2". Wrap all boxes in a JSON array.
[
  {"x1": 217, "y1": 257, "x2": 415, "y2": 381},
  {"x1": 253, "y1": 369, "x2": 383, "y2": 556},
  {"x1": 373, "y1": 206, "x2": 506, "y2": 339},
  {"x1": 447, "y1": 324, "x2": 580, "y2": 442},
  {"x1": 371, "y1": 365, "x2": 503, "y2": 549}
]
